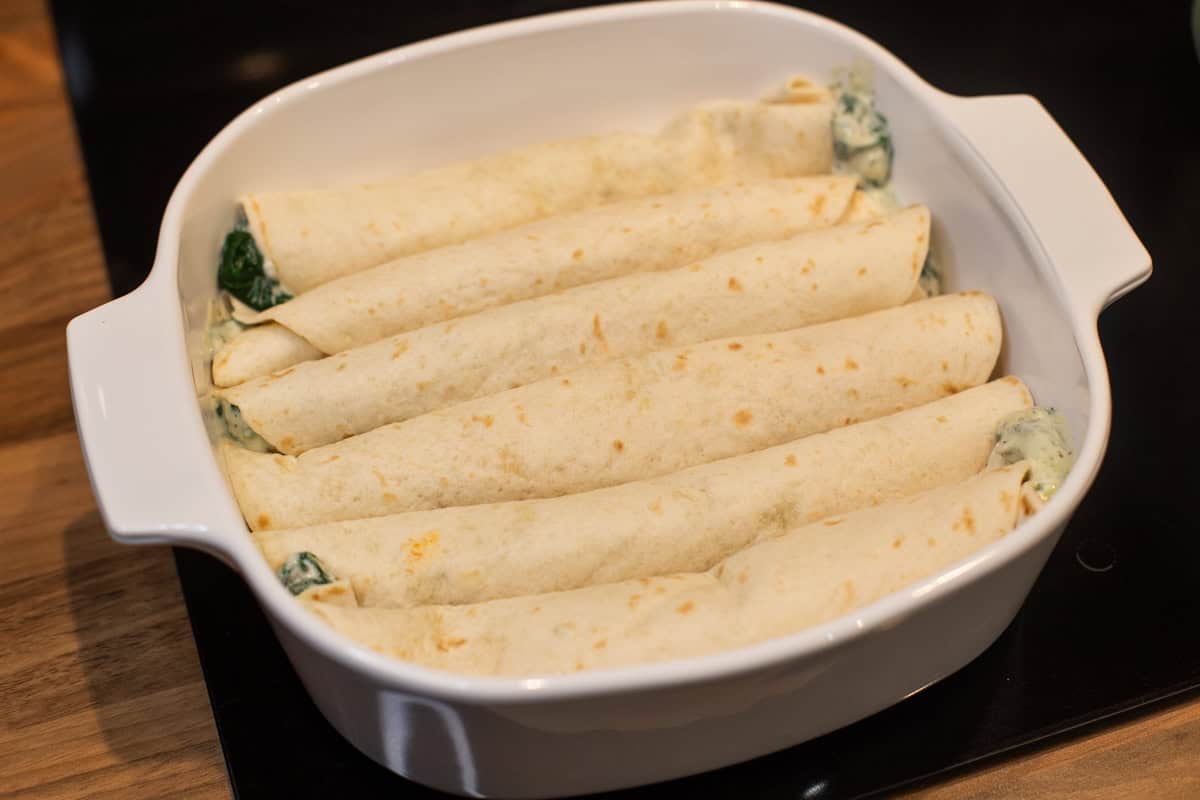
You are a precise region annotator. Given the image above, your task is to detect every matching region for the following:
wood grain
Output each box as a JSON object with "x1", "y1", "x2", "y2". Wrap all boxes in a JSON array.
[{"x1": 0, "y1": 1, "x2": 1197, "y2": 797}]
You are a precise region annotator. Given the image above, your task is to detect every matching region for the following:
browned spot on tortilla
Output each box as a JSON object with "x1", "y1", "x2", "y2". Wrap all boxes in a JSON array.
[
  {"x1": 957, "y1": 506, "x2": 977, "y2": 534},
  {"x1": 895, "y1": 376, "x2": 916, "y2": 389},
  {"x1": 816, "y1": 365, "x2": 825, "y2": 375},
  {"x1": 471, "y1": 415, "x2": 494, "y2": 428},
  {"x1": 860, "y1": 220, "x2": 883, "y2": 234},
  {"x1": 857, "y1": 267, "x2": 868, "y2": 277},
  {"x1": 531, "y1": 606, "x2": 541, "y2": 614},
  {"x1": 844, "y1": 357, "x2": 859, "y2": 370},
  {"x1": 255, "y1": 514, "x2": 271, "y2": 529},
  {"x1": 809, "y1": 194, "x2": 826, "y2": 215},
  {"x1": 823, "y1": 518, "x2": 844, "y2": 526},
  {"x1": 382, "y1": 492, "x2": 397, "y2": 503},
  {"x1": 300, "y1": 227, "x2": 310, "y2": 238},
  {"x1": 561, "y1": 378, "x2": 571, "y2": 386},
  {"x1": 1000, "y1": 490, "x2": 1014, "y2": 512},
  {"x1": 391, "y1": 340, "x2": 409, "y2": 359},
  {"x1": 810, "y1": 282, "x2": 819, "y2": 291},
  {"x1": 942, "y1": 381, "x2": 961, "y2": 395},
  {"x1": 612, "y1": 439, "x2": 624, "y2": 452},
  {"x1": 843, "y1": 416, "x2": 859, "y2": 425},
  {"x1": 801, "y1": 259, "x2": 815, "y2": 275},
  {"x1": 940, "y1": 360, "x2": 949, "y2": 372},
  {"x1": 648, "y1": 498, "x2": 663, "y2": 514},
  {"x1": 724, "y1": 342, "x2": 743, "y2": 352},
  {"x1": 936, "y1": 415, "x2": 948, "y2": 423},
  {"x1": 416, "y1": 381, "x2": 429, "y2": 393},
  {"x1": 628, "y1": 594, "x2": 641, "y2": 609},
  {"x1": 847, "y1": 388, "x2": 859, "y2": 400},
  {"x1": 737, "y1": 569, "x2": 749, "y2": 585},
  {"x1": 275, "y1": 436, "x2": 294, "y2": 452},
  {"x1": 689, "y1": 263, "x2": 704, "y2": 272},
  {"x1": 654, "y1": 585, "x2": 667, "y2": 595},
  {"x1": 525, "y1": 234, "x2": 540, "y2": 241},
  {"x1": 714, "y1": 564, "x2": 726, "y2": 579},
  {"x1": 727, "y1": 277, "x2": 743, "y2": 291},
  {"x1": 371, "y1": 467, "x2": 389, "y2": 487},
  {"x1": 320, "y1": 454, "x2": 340, "y2": 464},
  {"x1": 676, "y1": 601, "x2": 695, "y2": 615},
  {"x1": 579, "y1": 342, "x2": 586, "y2": 354},
  {"x1": 639, "y1": 577, "x2": 651, "y2": 587},
  {"x1": 365, "y1": 221, "x2": 381, "y2": 235},
  {"x1": 435, "y1": 636, "x2": 466, "y2": 653},
  {"x1": 1021, "y1": 494, "x2": 1036, "y2": 516},
  {"x1": 755, "y1": 255, "x2": 764, "y2": 264},
  {"x1": 656, "y1": 320, "x2": 669, "y2": 340},
  {"x1": 651, "y1": 202, "x2": 663, "y2": 209},
  {"x1": 592, "y1": 314, "x2": 605, "y2": 343},
  {"x1": 928, "y1": 537, "x2": 937, "y2": 547},
  {"x1": 673, "y1": 352, "x2": 689, "y2": 371},
  {"x1": 593, "y1": 639, "x2": 607, "y2": 650},
  {"x1": 336, "y1": 363, "x2": 348, "y2": 372},
  {"x1": 784, "y1": 454, "x2": 797, "y2": 466},
  {"x1": 733, "y1": 409, "x2": 753, "y2": 427},
  {"x1": 404, "y1": 531, "x2": 439, "y2": 573},
  {"x1": 892, "y1": 537, "x2": 904, "y2": 549}
]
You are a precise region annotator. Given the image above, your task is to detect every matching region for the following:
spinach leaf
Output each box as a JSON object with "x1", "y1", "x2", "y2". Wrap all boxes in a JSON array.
[
  {"x1": 217, "y1": 228, "x2": 292, "y2": 311},
  {"x1": 278, "y1": 551, "x2": 335, "y2": 596}
]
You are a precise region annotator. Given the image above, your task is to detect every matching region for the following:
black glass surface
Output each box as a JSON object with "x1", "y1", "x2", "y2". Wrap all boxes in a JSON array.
[{"x1": 50, "y1": 1, "x2": 1199, "y2": 797}]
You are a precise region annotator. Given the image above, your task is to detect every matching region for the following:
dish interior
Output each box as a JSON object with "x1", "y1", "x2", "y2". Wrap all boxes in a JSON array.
[{"x1": 174, "y1": 4, "x2": 1089, "y2": 535}]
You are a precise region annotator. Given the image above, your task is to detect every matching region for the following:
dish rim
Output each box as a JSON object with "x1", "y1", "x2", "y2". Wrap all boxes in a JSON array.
[{"x1": 136, "y1": 0, "x2": 1121, "y2": 704}]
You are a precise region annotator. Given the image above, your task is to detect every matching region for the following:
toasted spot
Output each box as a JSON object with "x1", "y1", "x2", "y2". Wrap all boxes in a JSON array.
[
  {"x1": 928, "y1": 537, "x2": 937, "y2": 547},
  {"x1": 656, "y1": 320, "x2": 669, "y2": 340},
  {"x1": 471, "y1": 415, "x2": 494, "y2": 428},
  {"x1": 572, "y1": 248, "x2": 584, "y2": 260},
  {"x1": 942, "y1": 381, "x2": 961, "y2": 395},
  {"x1": 561, "y1": 378, "x2": 571, "y2": 386},
  {"x1": 936, "y1": 415, "x2": 948, "y2": 423},
  {"x1": 391, "y1": 340, "x2": 409, "y2": 359},
  {"x1": 654, "y1": 586, "x2": 667, "y2": 595},
  {"x1": 846, "y1": 388, "x2": 859, "y2": 400},
  {"x1": 365, "y1": 221, "x2": 381, "y2": 235},
  {"x1": 727, "y1": 277, "x2": 743, "y2": 291},
  {"x1": 810, "y1": 282, "x2": 819, "y2": 291},
  {"x1": 728, "y1": 342, "x2": 743, "y2": 351},
  {"x1": 737, "y1": 569, "x2": 749, "y2": 584},
  {"x1": 755, "y1": 255, "x2": 764, "y2": 264},
  {"x1": 801, "y1": 259, "x2": 815, "y2": 275},
  {"x1": 953, "y1": 506, "x2": 977, "y2": 534},
  {"x1": 892, "y1": 537, "x2": 904, "y2": 549},
  {"x1": 809, "y1": 194, "x2": 826, "y2": 215},
  {"x1": 895, "y1": 376, "x2": 916, "y2": 389},
  {"x1": 279, "y1": 436, "x2": 294, "y2": 451},
  {"x1": 628, "y1": 594, "x2": 641, "y2": 609},
  {"x1": 382, "y1": 492, "x2": 398, "y2": 503},
  {"x1": 1021, "y1": 494, "x2": 1036, "y2": 516},
  {"x1": 673, "y1": 352, "x2": 689, "y2": 371},
  {"x1": 416, "y1": 381, "x2": 429, "y2": 393},
  {"x1": 592, "y1": 314, "x2": 606, "y2": 343},
  {"x1": 612, "y1": 439, "x2": 624, "y2": 452},
  {"x1": 649, "y1": 498, "x2": 663, "y2": 514},
  {"x1": 940, "y1": 360, "x2": 949, "y2": 372},
  {"x1": 436, "y1": 636, "x2": 466, "y2": 653},
  {"x1": 255, "y1": 514, "x2": 271, "y2": 529},
  {"x1": 857, "y1": 267, "x2": 868, "y2": 277},
  {"x1": 844, "y1": 357, "x2": 859, "y2": 370},
  {"x1": 337, "y1": 363, "x2": 348, "y2": 372},
  {"x1": 405, "y1": 531, "x2": 440, "y2": 573},
  {"x1": 593, "y1": 639, "x2": 607, "y2": 650},
  {"x1": 319, "y1": 454, "x2": 340, "y2": 464},
  {"x1": 784, "y1": 454, "x2": 797, "y2": 467},
  {"x1": 733, "y1": 409, "x2": 753, "y2": 427},
  {"x1": 816, "y1": 365, "x2": 825, "y2": 375},
  {"x1": 1000, "y1": 490, "x2": 1014, "y2": 512},
  {"x1": 676, "y1": 601, "x2": 695, "y2": 615},
  {"x1": 823, "y1": 518, "x2": 844, "y2": 526}
]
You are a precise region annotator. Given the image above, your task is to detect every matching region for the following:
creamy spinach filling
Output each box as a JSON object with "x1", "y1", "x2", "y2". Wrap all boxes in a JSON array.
[
  {"x1": 278, "y1": 551, "x2": 335, "y2": 595},
  {"x1": 217, "y1": 212, "x2": 292, "y2": 311},
  {"x1": 988, "y1": 407, "x2": 1075, "y2": 500},
  {"x1": 213, "y1": 397, "x2": 274, "y2": 453},
  {"x1": 831, "y1": 77, "x2": 894, "y2": 189}
]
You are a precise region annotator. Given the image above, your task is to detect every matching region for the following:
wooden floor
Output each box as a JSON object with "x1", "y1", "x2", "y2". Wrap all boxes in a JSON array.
[{"x1": 0, "y1": 0, "x2": 1196, "y2": 797}]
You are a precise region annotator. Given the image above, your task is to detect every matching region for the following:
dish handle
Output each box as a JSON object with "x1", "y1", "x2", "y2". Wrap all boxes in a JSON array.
[
  {"x1": 937, "y1": 93, "x2": 1151, "y2": 315},
  {"x1": 67, "y1": 280, "x2": 240, "y2": 556}
]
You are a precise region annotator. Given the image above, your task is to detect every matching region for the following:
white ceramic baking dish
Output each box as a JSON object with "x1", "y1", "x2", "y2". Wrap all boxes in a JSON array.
[{"x1": 66, "y1": 2, "x2": 1150, "y2": 796}]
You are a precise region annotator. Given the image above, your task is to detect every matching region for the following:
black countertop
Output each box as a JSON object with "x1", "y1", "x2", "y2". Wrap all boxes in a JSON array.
[{"x1": 50, "y1": 1, "x2": 1200, "y2": 797}]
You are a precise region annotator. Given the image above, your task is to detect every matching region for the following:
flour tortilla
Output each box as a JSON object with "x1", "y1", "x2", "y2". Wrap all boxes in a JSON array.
[
  {"x1": 242, "y1": 78, "x2": 834, "y2": 294},
  {"x1": 222, "y1": 207, "x2": 930, "y2": 454},
  {"x1": 302, "y1": 464, "x2": 1035, "y2": 676},
  {"x1": 257, "y1": 378, "x2": 1031, "y2": 607},
  {"x1": 222, "y1": 292, "x2": 1003, "y2": 531},
  {"x1": 214, "y1": 177, "x2": 859, "y2": 387}
]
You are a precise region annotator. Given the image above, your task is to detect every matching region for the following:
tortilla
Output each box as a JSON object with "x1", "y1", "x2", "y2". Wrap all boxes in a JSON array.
[
  {"x1": 214, "y1": 176, "x2": 860, "y2": 387},
  {"x1": 222, "y1": 292, "x2": 1002, "y2": 531},
  {"x1": 241, "y1": 78, "x2": 834, "y2": 294},
  {"x1": 222, "y1": 206, "x2": 929, "y2": 453},
  {"x1": 301, "y1": 464, "x2": 1035, "y2": 676},
  {"x1": 256, "y1": 378, "x2": 1031, "y2": 607}
]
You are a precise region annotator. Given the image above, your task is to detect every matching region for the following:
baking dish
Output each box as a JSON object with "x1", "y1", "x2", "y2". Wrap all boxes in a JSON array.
[{"x1": 66, "y1": 1, "x2": 1150, "y2": 795}]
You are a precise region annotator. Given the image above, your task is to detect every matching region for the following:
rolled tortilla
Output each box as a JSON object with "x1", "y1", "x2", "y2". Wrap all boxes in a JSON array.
[
  {"x1": 242, "y1": 78, "x2": 835, "y2": 293},
  {"x1": 223, "y1": 292, "x2": 1002, "y2": 531},
  {"x1": 214, "y1": 176, "x2": 859, "y2": 387},
  {"x1": 257, "y1": 378, "x2": 1031, "y2": 607},
  {"x1": 222, "y1": 207, "x2": 930, "y2": 454},
  {"x1": 302, "y1": 463, "x2": 1035, "y2": 676}
]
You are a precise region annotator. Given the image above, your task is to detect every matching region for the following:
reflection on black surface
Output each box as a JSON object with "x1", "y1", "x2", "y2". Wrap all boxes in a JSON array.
[{"x1": 50, "y1": 0, "x2": 1200, "y2": 797}]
